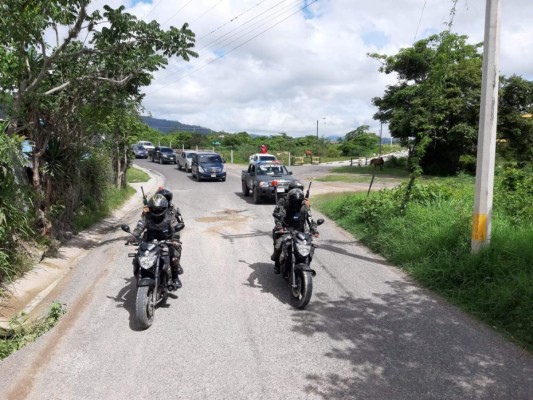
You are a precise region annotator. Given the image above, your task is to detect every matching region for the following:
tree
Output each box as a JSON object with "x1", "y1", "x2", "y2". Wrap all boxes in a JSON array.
[
  {"x1": 0, "y1": 1, "x2": 197, "y2": 224},
  {"x1": 340, "y1": 125, "x2": 380, "y2": 157},
  {"x1": 370, "y1": 31, "x2": 483, "y2": 175},
  {"x1": 498, "y1": 75, "x2": 533, "y2": 163}
]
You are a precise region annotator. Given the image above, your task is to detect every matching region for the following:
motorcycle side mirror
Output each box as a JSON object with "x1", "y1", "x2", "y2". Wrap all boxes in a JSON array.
[
  {"x1": 174, "y1": 223, "x2": 185, "y2": 232},
  {"x1": 316, "y1": 219, "x2": 324, "y2": 226},
  {"x1": 121, "y1": 224, "x2": 131, "y2": 233}
]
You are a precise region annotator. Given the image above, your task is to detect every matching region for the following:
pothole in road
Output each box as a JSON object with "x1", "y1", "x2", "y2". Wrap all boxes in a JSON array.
[{"x1": 196, "y1": 209, "x2": 249, "y2": 223}]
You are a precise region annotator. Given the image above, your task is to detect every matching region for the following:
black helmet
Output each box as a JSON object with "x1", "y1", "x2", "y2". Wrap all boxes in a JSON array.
[
  {"x1": 147, "y1": 194, "x2": 168, "y2": 217},
  {"x1": 288, "y1": 180, "x2": 304, "y2": 191},
  {"x1": 156, "y1": 187, "x2": 173, "y2": 204},
  {"x1": 287, "y1": 188, "x2": 304, "y2": 208}
]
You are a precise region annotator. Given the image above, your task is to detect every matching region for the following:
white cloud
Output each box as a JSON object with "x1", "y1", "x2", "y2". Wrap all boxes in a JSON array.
[{"x1": 92, "y1": 0, "x2": 533, "y2": 137}]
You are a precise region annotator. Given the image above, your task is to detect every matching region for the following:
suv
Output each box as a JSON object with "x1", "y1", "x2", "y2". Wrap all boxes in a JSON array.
[
  {"x1": 131, "y1": 144, "x2": 149, "y2": 159},
  {"x1": 177, "y1": 150, "x2": 196, "y2": 172},
  {"x1": 151, "y1": 146, "x2": 177, "y2": 164},
  {"x1": 191, "y1": 152, "x2": 226, "y2": 182}
]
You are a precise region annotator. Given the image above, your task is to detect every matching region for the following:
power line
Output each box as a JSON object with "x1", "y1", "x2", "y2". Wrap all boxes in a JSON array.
[
  {"x1": 196, "y1": 0, "x2": 271, "y2": 42},
  {"x1": 190, "y1": 0, "x2": 225, "y2": 24},
  {"x1": 413, "y1": 0, "x2": 427, "y2": 43},
  {"x1": 145, "y1": 0, "x2": 318, "y2": 94},
  {"x1": 157, "y1": 0, "x2": 301, "y2": 80},
  {"x1": 197, "y1": 0, "x2": 297, "y2": 53},
  {"x1": 158, "y1": 0, "x2": 195, "y2": 27}
]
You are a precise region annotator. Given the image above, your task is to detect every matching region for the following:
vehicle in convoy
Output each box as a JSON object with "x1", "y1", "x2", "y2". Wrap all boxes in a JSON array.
[
  {"x1": 274, "y1": 219, "x2": 324, "y2": 309},
  {"x1": 131, "y1": 144, "x2": 149, "y2": 159},
  {"x1": 177, "y1": 150, "x2": 196, "y2": 172},
  {"x1": 191, "y1": 152, "x2": 226, "y2": 182},
  {"x1": 241, "y1": 161, "x2": 297, "y2": 204},
  {"x1": 249, "y1": 153, "x2": 278, "y2": 163},
  {"x1": 121, "y1": 223, "x2": 185, "y2": 330},
  {"x1": 151, "y1": 146, "x2": 177, "y2": 164},
  {"x1": 137, "y1": 141, "x2": 155, "y2": 152}
]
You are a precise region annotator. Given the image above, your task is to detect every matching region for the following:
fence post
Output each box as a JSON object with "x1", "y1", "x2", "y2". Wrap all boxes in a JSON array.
[{"x1": 231, "y1": 149, "x2": 234, "y2": 164}]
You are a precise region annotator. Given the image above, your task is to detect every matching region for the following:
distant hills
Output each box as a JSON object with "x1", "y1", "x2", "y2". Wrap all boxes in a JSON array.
[{"x1": 140, "y1": 116, "x2": 211, "y2": 135}]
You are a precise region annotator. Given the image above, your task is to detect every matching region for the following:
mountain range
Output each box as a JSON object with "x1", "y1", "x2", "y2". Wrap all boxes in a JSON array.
[{"x1": 140, "y1": 116, "x2": 211, "y2": 135}]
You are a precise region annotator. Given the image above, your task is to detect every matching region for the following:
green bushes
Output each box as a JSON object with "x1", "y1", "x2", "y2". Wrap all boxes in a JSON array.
[
  {"x1": 0, "y1": 132, "x2": 35, "y2": 283},
  {"x1": 316, "y1": 175, "x2": 533, "y2": 350}
]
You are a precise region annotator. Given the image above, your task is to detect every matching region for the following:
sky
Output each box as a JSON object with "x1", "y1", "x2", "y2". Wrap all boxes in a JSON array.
[{"x1": 89, "y1": 0, "x2": 533, "y2": 137}]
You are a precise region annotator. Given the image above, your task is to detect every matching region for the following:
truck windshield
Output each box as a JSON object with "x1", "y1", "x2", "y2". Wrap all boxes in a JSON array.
[
  {"x1": 257, "y1": 165, "x2": 284, "y2": 175},
  {"x1": 199, "y1": 154, "x2": 222, "y2": 163}
]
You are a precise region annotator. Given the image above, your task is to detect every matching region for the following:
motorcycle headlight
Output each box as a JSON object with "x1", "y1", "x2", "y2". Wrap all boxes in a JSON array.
[
  {"x1": 295, "y1": 241, "x2": 311, "y2": 257},
  {"x1": 138, "y1": 254, "x2": 157, "y2": 269}
]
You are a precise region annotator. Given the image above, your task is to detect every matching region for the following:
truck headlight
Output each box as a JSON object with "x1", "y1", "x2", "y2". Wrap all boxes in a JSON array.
[{"x1": 259, "y1": 181, "x2": 269, "y2": 188}]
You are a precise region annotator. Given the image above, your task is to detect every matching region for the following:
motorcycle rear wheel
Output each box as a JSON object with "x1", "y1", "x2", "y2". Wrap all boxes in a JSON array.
[
  {"x1": 136, "y1": 285, "x2": 155, "y2": 329},
  {"x1": 291, "y1": 269, "x2": 313, "y2": 309}
]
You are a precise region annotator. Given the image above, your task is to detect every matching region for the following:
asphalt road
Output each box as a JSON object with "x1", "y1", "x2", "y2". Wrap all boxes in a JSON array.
[{"x1": 0, "y1": 159, "x2": 532, "y2": 399}]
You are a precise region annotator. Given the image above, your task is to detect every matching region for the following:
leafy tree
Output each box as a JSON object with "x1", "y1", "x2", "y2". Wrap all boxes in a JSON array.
[
  {"x1": 498, "y1": 75, "x2": 533, "y2": 163},
  {"x1": 0, "y1": 0, "x2": 197, "y2": 235},
  {"x1": 341, "y1": 125, "x2": 380, "y2": 156},
  {"x1": 370, "y1": 31, "x2": 483, "y2": 176}
]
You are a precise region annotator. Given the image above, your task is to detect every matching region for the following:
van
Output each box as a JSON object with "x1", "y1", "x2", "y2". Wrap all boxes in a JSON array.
[
  {"x1": 191, "y1": 152, "x2": 226, "y2": 182},
  {"x1": 137, "y1": 140, "x2": 155, "y2": 151}
]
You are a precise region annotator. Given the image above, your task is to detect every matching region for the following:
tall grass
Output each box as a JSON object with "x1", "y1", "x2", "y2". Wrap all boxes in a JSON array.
[{"x1": 315, "y1": 172, "x2": 533, "y2": 351}]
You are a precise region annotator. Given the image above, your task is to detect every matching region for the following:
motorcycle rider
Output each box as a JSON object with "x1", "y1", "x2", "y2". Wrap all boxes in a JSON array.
[
  {"x1": 143, "y1": 186, "x2": 184, "y2": 224},
  {"x1": 132, "y1": 193, "x2": 184, "y2": 289},
  {"x1": 271, "y1": 186, "x2": 319, "y2": 274}
]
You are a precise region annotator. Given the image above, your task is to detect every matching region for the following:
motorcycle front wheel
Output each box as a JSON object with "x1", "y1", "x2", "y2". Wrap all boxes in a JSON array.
[
  {"x1": 136, "y1": 285, "x2": 155, "y2": 329},
  {"x1": 291, "y1": 269, "x2": 313, "y2": 309}
]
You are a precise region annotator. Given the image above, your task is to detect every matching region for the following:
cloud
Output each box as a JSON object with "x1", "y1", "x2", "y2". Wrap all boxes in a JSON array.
[{"x1": 91, "y1": 0, "x2": 533, "y2": 137}]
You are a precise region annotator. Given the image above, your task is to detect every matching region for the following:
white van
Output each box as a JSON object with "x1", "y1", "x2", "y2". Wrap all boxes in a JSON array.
[{"x1": 137, "y1": 140, "x2": 155, "y2": 151}]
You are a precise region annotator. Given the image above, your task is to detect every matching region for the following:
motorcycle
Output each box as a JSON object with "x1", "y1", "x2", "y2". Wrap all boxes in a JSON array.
[
  {"x1": 121, "y1": 223, "x2": 185, "y2": 330},
  {"x1": 275, "y1": 219, "x2": 324, "y2": 309}
]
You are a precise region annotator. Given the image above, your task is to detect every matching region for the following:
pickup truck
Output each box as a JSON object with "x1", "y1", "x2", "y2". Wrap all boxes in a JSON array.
[
  {"x1": 241, "y1": 161, "x2": 297, "y2": 204},
  {"x1": 151, "y1": 146, "x2": 177, "y2": 164}
]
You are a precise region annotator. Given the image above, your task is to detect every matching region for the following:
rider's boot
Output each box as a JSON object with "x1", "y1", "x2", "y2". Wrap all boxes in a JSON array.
[{"x1": 171, "y1": 260, "x2": 182, "y2": 290}]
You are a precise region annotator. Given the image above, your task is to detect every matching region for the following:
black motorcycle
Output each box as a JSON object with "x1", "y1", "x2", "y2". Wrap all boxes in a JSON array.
[
  {"x1": 275, "y1": 219, "x2": 324, "y2": 309},
  {"x1": 121, "y1": 223, "x2": 184, "y2": 329}
]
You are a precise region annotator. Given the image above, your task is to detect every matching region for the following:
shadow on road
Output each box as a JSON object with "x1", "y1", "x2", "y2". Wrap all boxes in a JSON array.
[
  {"x1": 242, "y1": 261, "x2": 291, "y2": 306},
  {"x1": 318, "y1": 239, "x2": 392, "y2": 267},
  {"x1": 289, "y1": 280, "x2": 533, "y2": 399}
]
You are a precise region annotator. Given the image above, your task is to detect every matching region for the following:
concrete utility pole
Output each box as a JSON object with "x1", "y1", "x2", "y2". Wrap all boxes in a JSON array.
[
  {"x1": 316, "y1": 120, "x2": 318, "y2": 139},
  {"x1": 471, "y1": 0, "x2": 501, "y2": 253}
]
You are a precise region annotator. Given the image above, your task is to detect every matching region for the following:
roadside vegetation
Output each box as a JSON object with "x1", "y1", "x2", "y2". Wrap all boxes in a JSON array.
[
  {"x1": 314, "y1": 166, "x2": 533, "y2": 351},
  {"x1": 0, "y1": 302, "x2": 66, "y2": 360}
]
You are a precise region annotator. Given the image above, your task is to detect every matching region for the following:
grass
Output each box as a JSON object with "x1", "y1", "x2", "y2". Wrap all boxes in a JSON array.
[
  {"x1": 330, "y1": 165, "x2": 411, "y2": 177},
  {"x1": 126, "y1": 166, "x2": 150, "y2": 183},
  {"x1": 0, "y1": 301, "x2": 66, "y2": 360},
  {"x1": 316, "y1": 174, "x2": 403, "y2": 184},
  {"x1": 72, "y1": 166, "x2": 147, "y2": 232},
  {"x1": 314, "y1": 176, "x2": 533, "y2": 352}
]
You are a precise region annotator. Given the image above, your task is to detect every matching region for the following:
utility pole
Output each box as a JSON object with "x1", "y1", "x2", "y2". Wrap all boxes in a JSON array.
[
  {"x1": 471, "y1": 0, "x2": 501, "y2": 253},
  {"x1": 316, "y1": 120, "x2": 318, "y2": 140}
]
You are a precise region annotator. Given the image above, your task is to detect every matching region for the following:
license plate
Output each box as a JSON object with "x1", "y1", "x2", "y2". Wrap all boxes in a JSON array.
[
  {"x1": 211, "y1": 173, "x2": 216, "y2": 178},
  {"x1": 277, "y1": 187, "x2": 284, "y2": 193}
]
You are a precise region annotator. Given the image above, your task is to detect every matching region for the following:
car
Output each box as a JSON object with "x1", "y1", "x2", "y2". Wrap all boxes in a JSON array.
[
  {"x1": 151, "y1": 146, "x2": 177, "y2": 164},
  {"x1": 137, "y1": 140, "x2": 155, "y2": 152},
  {"x1": 131, "y1": 144, "x2": 149, "y2": 159},
  {"x1": 177, "y1": 150, "x2": 196, "y2": 172},
  {"x1": 249, "y1": 153, "x2": 277, "y2": 163},
  {"x1": 191, "y1": 152, "x2": 226, "y2": 182}
]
